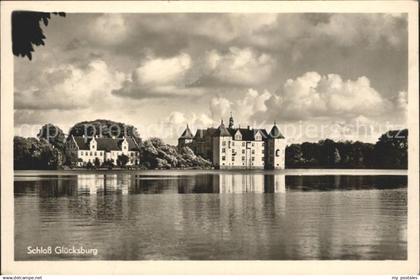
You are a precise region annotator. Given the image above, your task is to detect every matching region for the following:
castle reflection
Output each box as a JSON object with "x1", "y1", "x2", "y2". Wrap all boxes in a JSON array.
[
  {"x1": 14, "y1": 173, "x2": 406, "y2": 197},
  {"x1": 75, "y1": 173, "x2": 287, "y2": 195},
  {"x1": 77, "y1": 174, "x2": 129, "y2": 195}
]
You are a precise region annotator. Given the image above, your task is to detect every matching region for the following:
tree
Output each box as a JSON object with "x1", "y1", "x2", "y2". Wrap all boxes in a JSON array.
[
  {"x1": 94, "y1": 157, "x2": 101, "y2": 168},
  {"x1": 102, "y1": 159, "x2": 115, "y2": 170},
  {"x1": 140, "y1": 137, "x2": 211, "y2": 169},
  {"x1": 12, "y1": 11, "x2": 65, "y2": 60},
  {"x1": 14, "y1": 136, "x2": 61, "y2": 170},
  {"x1": 37, "y1": 123, "x2": 66, "y2": 150},
  {"x1": 319, "y1": 139, "x2": 337, "y2": 167},
  {"x1": 64, "y1": 149, "x2": 78, "y2": 168},
  {"x1": 117, "y1": 154, "x2": 129, "y2": 168},
  {"x1": 68, "y1": 119, "x2": 141, "y2": 143},
  {"x1": 373, "y1": 129, "x2": 408, "y2": 169},
  {"x1": 333, "y1": 148, "x2": 341, "y2": 165},
  {"x1": 285, "y1": 144, "x2": 304, "y2": 167},
  {"x1": 86, "y1": 161, "x2": 93, "y2": 169},
  {"x1": 283, "y1": 131, "x2": 407, "y2": 170}
]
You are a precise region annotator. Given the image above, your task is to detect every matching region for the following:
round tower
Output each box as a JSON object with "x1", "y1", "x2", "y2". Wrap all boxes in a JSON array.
[{"x1": 266, "y1": 121, "x2": 286, "y2": 169}]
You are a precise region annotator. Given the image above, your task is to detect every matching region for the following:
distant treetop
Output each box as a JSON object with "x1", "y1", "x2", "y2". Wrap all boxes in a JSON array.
[{"x1": 68, "y1": 119, "x2": 141, "y2": 143}]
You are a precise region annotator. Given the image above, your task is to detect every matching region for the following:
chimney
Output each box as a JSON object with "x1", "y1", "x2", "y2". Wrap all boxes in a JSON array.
[{"x1": 247, "y1": 125, "x2": 250, "y2": 130}]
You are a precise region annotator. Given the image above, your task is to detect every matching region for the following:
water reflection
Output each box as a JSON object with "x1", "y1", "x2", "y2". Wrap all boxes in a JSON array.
[
  {"x1": 14, "y1": 171, "x2": 407, "y2": 260},
  {"x1": 14, "y1": 173, "x2": 407, "y2": 197}
]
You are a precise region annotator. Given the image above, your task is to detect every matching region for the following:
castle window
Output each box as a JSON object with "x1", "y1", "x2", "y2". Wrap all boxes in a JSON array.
[
  {"x1": 252, "y1": 143, "x2": 254, "y2": 147},
  {"x1": 90, "y1": 152, "x2": 92, "y2": 156},
  {"x1": 222, "y1": 156, "x2": 226, "y2": 161},
  {"x1": 252, "y1": 150, "x2": 255, "y2": 154},
  {"x1": 242, "y1": 149, "x2": 245, "y2": 154},
  {"x1": 261, "y1": 157, "x2": 264, "y2": 161},
  {"x1": 242, "y1": 142, "x2": 245, "y2": 147},
  {"x1": 94, "y1": 152, "x2": 97, "y2": 156},
  {"x1": 222, "y1": 141, "x2": 226, "y2": 146},
  {"x1": 262, "y1": 142, "x2": 265, "y2": 146},
  {"x1": 252, "y1": 157, "x2": 255, "y2": 161},
  {"x1": 242, "y1": 156, "x2": 245, "y2": 161},
  {"x1": 232, "y1": 157, "x2": 235, "y2": 161},
  {"x1": 222, "y1": 148, "x2": 226, "y2": 153},
  {"x1": 80, "y1": 151, "x2": 83, "y2": 156},
  {"x1": 276, "y1": 149, "x2": 280, "y2": 157}
]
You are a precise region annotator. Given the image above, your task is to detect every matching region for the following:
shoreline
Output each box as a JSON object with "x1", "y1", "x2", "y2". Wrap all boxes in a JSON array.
[{"x1": 13, "y1": 168, "x2": 408, "y2": 176}]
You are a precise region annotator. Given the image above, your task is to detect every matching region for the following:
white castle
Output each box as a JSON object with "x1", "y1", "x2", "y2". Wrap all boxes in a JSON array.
[{"x1": 178, "y1": 115, "x2": 286, "y2": 169}]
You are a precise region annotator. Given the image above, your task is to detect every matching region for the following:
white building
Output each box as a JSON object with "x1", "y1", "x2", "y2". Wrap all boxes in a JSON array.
[
  {"x1": 67, "y1": 135, "x2": 141, "y2": 167},
  {"x1": 178, "y1": 115, "x2": 286, "y2": 169}
]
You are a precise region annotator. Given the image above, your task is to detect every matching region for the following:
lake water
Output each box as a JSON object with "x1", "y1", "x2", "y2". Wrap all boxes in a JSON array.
[{"x1": 14, "y1": 170, "x2": 407, "y2": 260}]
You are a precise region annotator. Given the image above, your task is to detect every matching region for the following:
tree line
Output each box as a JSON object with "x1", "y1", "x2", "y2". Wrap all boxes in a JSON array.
[
  {"x1": 14, "y1": 120, "x2": 212, "y2": 170},
  {"x1": 13, "y1": 121, "x2": 407, "y2": 170},
  {"x1": 285, "y1": 129, "x2": 408, "y2": 169}
]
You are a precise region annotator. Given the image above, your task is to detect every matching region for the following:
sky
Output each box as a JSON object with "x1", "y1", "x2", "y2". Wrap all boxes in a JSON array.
[{"x1": 14, "y1": 13, "x2": 408, "y2": 144}]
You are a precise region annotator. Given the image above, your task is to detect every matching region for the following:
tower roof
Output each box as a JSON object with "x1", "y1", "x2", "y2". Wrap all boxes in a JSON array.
[
  {"x1": 216, "y1": 120, "x2": 231, "y2": 137},
  {"x1": 179, "y1": 125, "x2": 194, "y2": 139},
  {"x1": 269, "y1": 122, "x2": 285, "y2": 139},
  {"x1": 229, "y1": 112, "x2": 234, "y2": 129}
]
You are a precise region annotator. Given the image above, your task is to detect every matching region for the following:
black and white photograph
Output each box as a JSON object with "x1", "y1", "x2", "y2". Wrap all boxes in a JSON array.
[{"x1": 1, "y1": 0, "x2": 419, "y2": 276}]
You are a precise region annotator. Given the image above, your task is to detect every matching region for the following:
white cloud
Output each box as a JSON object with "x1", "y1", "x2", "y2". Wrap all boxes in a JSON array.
[
  {"x1": 209, "y1": 89, "x2": 272, "y2": 125},
  {"x1": 268, "y1": 72, "x2": 393, "y2": 121},
  {"x1": 133, "y1": 53, "x2": 191, "y2": 85},
  {"x1": 166, "y1": 111, "x2": 214, "y2": 128},
  {"x1": 90, "y1": 14, "x2": 128, "y2": 45},
  {"x1": 394, "y1": 90, "x2": 408, "y2": 122},
  {"x1": 194, "y1": 47, "x2": 275, "y2": 87},
  {"x1": 236, "y1": 89, "x2": 271, "y2": 121},
  {"x1": 113, "y1": 53, "x2": 204, "y2": 99},
  {"x1": 192, "y1": 14, "x2": 278, "y2": 44},
  {"x1": 209, "y1": 97, "x2": 232, "y2": 120},
  {"x1": 15, "y1": 60, "x2": 126, "y2": 110},
  {"x1": 314, "y1": 14, "x2": 406, "y2": 48}
]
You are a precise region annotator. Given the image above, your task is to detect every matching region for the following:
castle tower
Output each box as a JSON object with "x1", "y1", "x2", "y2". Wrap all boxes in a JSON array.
[
  {"x1": 266, "y1": 121, "x2": 286, "y2": 169},
  {"x1": 212, "y1": 120, "x2": 233, "y2": 168},
  {"x1": 228, "y1": 112, "x2": 234, "y2": 129},
  {"x1": 178, "y1": 124, "x2": 194, "y2": 147}
]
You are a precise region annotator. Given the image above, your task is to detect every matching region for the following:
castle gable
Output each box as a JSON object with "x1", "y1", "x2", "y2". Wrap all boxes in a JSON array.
[{"x1": 71, "y1": 136, "x2": 140, "y2": 152}]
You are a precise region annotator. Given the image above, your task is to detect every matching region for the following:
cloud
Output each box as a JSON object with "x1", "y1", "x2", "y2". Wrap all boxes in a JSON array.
[
  {"x1": 209, "y1": 89, "x2": 272, "y2": 125},
  {"x1": 313, "y1": 14, "x2": 407, "y2": 48},
  {"x1": 394, "y1": 90, "x2": 408, "y2": 122},
  {"x1": 191, "y1": 47, "x2": 275, "y2": 87},
  {"x1": 112, "y1": 53, "x2": 205, "y2": 99},
  {"x1": 15, "y1": 60, "x2": 126, "y2": 110},
  {"x1": 142, "y1": 111, "x2": 216, "y2": 142},
  {"x1": 13, "y1": 13, "x2": 408, "y2": 144},
  {"x1": 89, "y1": 14, "x2": 128, "y2": 45},
  {"x1": 166, "y1": 111, "x2": 214, "y2": 128},
  {"x1": 209, "y1": 97, "x2": 232, "y2": 120},
  {"x1": 266, "y1": 72, "x2": 393, "y2": 121},
  {"x1": 205, "y1": 72, "x2": 407, "y2": 132}
]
